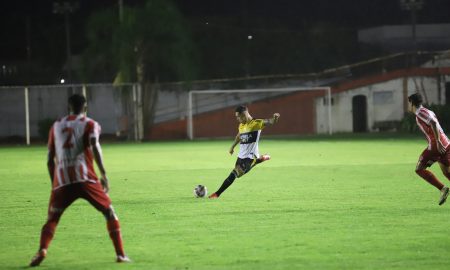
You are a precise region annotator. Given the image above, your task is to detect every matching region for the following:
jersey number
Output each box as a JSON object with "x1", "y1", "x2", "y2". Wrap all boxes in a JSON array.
[{"x1": 62, "y1": 127, "x2": 74, "y2": 149}]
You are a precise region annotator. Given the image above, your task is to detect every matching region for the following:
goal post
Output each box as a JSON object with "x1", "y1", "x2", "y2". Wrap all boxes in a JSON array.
[{"x1": 187, "y1": 86, "x2": 332, "y2": 140}]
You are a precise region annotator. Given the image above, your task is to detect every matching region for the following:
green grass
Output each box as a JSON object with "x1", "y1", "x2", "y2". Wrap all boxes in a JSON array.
[{"x1": 1, "y1": 135, "x2": 450, "y2": 269}]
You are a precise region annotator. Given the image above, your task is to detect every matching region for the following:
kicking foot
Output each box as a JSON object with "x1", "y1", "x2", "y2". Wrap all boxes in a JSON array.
[
  {"x1": 439, "y1": 186, "x2": 449, "y2": 205},
  {"x1": 116, "y1": 255, "x2": 132, "y2": 263},
  {"x1": 29, "y1": 249, "x2": 47, "y2": 267},
  {"x1": 260, "y1": 154, "x2": 271, "y2": 162},
  {"x1": 208, "y1": 193, "x2": 219, "y2": 199}
]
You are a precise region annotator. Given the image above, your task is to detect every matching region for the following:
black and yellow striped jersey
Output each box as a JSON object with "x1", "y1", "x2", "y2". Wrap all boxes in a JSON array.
[{"x1": 238, "y1": 119, "x2": 265, "y2": 159}]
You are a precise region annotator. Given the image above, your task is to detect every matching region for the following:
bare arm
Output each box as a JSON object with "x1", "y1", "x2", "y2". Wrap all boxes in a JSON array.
[
  {"x1": 431, "y1": 121, "x2": 446, "y2": 154},
  {"x1": 47, "y1": 150, "x2": 55, "y2": 183},
  {"x1": 90, "y1": 137, "x2": 109, "y2": 193},
  {"x1": 229, "y1": 133, "x2": 241, "y2": 155},
  {"x1": 263, "y1": 113, "x2": 280, "y2": 126},
  {"x1": 47, "y1": 126, "x2": 55, "y2": 184}
]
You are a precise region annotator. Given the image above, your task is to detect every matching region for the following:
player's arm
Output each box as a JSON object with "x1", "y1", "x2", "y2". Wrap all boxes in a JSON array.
[
  {"x1": 47, "y1": 150, "x2": 55, "y2": 183},
  {"x1": 263, "y1": 113, "x2": 280, "y2": 126},
  {"x1": 229, "y1": 133, "x2": 240, "y2": 155},
  {"x1": 90, "y1": 137, "x2": 109, "y2": 193},
  {"x1": 47, "y1": 126, "x2": 55, "y2": 183},
  {"x1": 430, "y1": 120, "x2": 446, "y2": 154}
]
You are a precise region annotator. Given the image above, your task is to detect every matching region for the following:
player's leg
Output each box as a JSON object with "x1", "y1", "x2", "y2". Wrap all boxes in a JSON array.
[
  {"x1": 438, "y1": 149, "x2": 450, "y2": 181},
  {"x1": 30, "y1": 186, "x2": 77, "y2": 267},
  {"x1": 437, "y1": 162, "x2": 450, "y2": 205},
  {"x1": 436, "y1": 151, "x2": 450, "y2": 205},
  {"x1": 209, "y1": 169, "x2": 240, "y2": 198},
  {"x1": 415, "y1": 149, "x2": 444, "y2": 189},
  {"x1": 104, "y1": 206, "x2": 130, "y2": 262},
  {"x1": 415, "y1": 168, "x2": 444, "y2": 190},
  {"x1": 210, "y1": 159, "x2": 252, "y2": 198},
  {"x1": 252, "y1": 154, "x2": 271, "y2": 168},
  {"x1": 439, "y1": 163, "x2": 450, "y2": 180},
  {"x1": 415, "y1": 149, "x2": 448, "y2": 205},
  {"x1": 80, "y1": 182, "x2": 130, "y2": 262}
]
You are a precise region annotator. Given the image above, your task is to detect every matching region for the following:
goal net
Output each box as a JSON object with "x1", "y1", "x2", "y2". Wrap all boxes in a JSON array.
[{"x1": 187, "y1": 87, "x2": 332, "y2": 140}]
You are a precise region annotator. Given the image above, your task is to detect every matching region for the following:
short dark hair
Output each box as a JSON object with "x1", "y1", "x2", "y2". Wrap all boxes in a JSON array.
[
  {"x1": 68, "y1": 94, "x2": 86, "y2": 114},
  {"x1": 235, "y1": 105, "x2": 248, "y2": 114},
  {"x1": 408, "y1": 93, "x2": 423, "y2": 107}
]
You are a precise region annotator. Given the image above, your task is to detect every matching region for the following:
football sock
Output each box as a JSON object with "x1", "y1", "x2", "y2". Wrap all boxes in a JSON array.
[
  {"x1": 39, "y1": 214, "x2": 61, "y2": 250},
  {"x1": 416, "y1": 169, "x2": 444, "y2": 190},
  {"x1": 107, "y1": 219, "x2": 125, "y2": 257},
  {"x1": 216, "y1": 172, "x2": 237, "y2": 196}
]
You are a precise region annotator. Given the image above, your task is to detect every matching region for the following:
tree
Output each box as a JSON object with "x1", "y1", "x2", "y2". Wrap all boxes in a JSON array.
[{"x1": 83, "y1": 0, "x2": 197, "y2": 139}]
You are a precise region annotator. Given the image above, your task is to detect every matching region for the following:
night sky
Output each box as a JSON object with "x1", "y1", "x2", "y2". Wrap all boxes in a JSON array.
[{"x1": 1, "y1": 0, "x2": 450, "y2": 82}]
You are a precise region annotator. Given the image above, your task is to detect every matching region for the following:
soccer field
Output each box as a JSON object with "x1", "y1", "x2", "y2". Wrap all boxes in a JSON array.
[{"x1": 1, "y1": 136, "x2": 449, "y2": 269}]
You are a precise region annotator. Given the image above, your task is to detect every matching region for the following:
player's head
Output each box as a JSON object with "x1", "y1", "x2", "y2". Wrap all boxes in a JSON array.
[
  {"x1": 235, "y1": 105, "x2": 250, "y2": 123},
  {"x1": 408, "y1": 93, "x2": 422, "y2": 111},
  {"x1": 68, "y1": 94, "x2": 87, "y2": 114},
  {"x1": 235, "y1": 105, "x2": 247, "y2": 114}
]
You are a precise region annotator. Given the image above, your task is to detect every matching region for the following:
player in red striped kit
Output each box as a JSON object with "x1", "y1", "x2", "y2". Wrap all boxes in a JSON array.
[
  {"x1": 29, "y1": 94, "x2": 130, "y2": 267},
  {"x1": 408, "y1": 93, "x2": 450, "y2": 205}
]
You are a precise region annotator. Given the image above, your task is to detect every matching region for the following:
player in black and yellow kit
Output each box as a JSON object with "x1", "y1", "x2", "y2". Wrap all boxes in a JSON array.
[{"x1": 209, "y1": 105, "x2": 280, "y2": 198}]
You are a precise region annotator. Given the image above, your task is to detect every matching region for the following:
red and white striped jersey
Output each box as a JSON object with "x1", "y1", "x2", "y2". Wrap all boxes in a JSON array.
[
  {"x1": 48, "y1": 114, "x2": 101, "y2": 190},
  {"x1": 415, "y1": 106, "x2": 449, "y2": 151}
]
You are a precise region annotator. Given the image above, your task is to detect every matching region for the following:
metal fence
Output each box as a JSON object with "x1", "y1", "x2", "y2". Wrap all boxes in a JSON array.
[{"x1": 0, "y1": 83, "x2": 140, "y2": 144}]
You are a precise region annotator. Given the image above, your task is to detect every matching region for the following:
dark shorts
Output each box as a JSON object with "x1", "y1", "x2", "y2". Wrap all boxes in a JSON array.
[
  {"x1": 235, "y1": 158, "x2": 257, "y2": 175},
  {"x1": 416, "y1": 148, "x2": 450, "y2": 170},
  {"x1": 48, "y1": 181, "x2": 112, "y2": 216}
]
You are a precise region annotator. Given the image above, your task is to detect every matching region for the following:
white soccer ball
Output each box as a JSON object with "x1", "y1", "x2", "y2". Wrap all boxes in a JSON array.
[{"x1": 193, "y1": 185, "x2": 208, "y2": 198}]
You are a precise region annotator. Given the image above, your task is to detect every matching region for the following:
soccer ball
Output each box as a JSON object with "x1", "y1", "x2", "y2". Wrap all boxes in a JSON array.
[{"x1": 193, "y1": 185, "x2": 208, "y2": 198}]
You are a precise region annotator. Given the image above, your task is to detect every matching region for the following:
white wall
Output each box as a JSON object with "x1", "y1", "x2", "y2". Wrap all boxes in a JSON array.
[
  {"x1": 0, "y1": 85, "x2": 133, "y2": 138},
  {"x1": 316, "y1": 75, "x2": 449, "y2": 134}
]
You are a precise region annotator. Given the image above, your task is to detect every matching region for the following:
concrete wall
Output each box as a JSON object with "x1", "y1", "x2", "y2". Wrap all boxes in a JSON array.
[
  {"x1": 0, "y1": 84, "x2": 315, "y2": 140},
  {"x1": 316, "y1": 71, "x2": 450, "y2": 133},
  {"x1": 148, "y1": 91, "x2": 323, "y2": 140},
  {"x1": 2, "y1": 68, "x2": 449, "y2": 140},
  {"x1": 0, "y1": 85, "x2": 134, "y2": 139}
]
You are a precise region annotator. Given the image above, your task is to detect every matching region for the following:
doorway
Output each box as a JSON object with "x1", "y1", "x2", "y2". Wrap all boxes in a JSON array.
[{"x1": 352, "y1": 95, "x2": 367, "y2": 133}]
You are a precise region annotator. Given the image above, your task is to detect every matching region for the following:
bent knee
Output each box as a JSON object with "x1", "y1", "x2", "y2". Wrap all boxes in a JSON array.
[
  {"x1": 47, "y1": 206, "x2": 64, "y2": 222},
  {"x1": 415, "y1": 163, "x2": 428, "y2": 173},
  {"x1": 234, "y1": 167, "x2": 244, "y2": 178},
  {"x1": 415, "y1": 168, "x2": 424, "y2": 175},
  {"x1": 102, "y1": 206, "x2": 118, "y2": 221}
]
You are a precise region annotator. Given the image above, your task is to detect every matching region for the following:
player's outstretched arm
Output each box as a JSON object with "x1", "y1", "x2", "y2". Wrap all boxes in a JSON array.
[
  {"x1": 90, "y1": 137, "x2": 109, "y2": 193},
  {"x1": 229, "y1": 133, "x2": 240, "y2": 155},
  {"x1": 264, "y1": 113, "x2": 280, "y2": 126}
]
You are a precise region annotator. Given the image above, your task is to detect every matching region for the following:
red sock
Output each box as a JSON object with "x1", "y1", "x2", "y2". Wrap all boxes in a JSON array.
[
  {"x1": 416, "y1": 169, "x2": 444, "y2": 190},
  {"x1": 107, "y1": 219, "x2": 125, "y2": 256},
  {"x1": 39, "y1": 220, "x2": 58, "y2": 250}
]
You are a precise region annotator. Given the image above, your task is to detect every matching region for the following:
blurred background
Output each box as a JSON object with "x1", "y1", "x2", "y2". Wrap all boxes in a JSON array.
[{"x1": 1, "y1": 0, "x2": 450, "y2": 143}]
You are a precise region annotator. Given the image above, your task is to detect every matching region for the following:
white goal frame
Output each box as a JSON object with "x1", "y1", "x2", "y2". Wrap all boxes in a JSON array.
[{"x1": 187, "y1": 86, "x2": 332, "y2": 140}]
